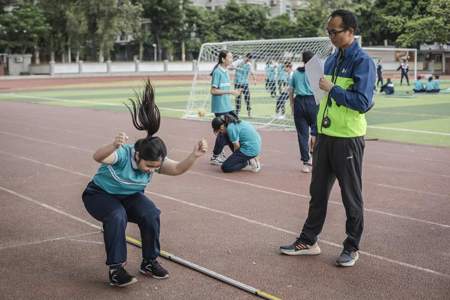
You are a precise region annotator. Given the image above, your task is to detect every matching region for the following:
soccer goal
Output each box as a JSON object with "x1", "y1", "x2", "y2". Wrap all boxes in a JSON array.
[
  {"x1": 363, "y1": 47, "x2": 418, "y2": 82},
  {"x1": 185, "y1": 37, "x2": 337, "y2": 129}
]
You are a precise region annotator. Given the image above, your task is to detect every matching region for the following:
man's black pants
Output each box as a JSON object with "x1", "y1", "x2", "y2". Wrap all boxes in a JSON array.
[{"x1": 299, "y1": 134, "x2": 365, "y2": 251}]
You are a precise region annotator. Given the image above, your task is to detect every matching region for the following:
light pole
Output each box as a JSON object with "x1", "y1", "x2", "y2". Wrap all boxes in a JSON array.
[{"x1": 152, "y1": 43, "x2": 157, "y2": 62}]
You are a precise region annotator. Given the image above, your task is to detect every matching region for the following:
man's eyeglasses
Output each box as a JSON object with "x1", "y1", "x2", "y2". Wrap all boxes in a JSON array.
[{"x1": 327, "y1": 28, "x2": 347, "y2": 37}]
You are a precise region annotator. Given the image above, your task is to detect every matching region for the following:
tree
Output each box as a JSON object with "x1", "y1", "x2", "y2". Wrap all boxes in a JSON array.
[
  {"x1": 215, "y1": 0, "x2": 269, "y2": 41},
  {"x1": 396, "y1": 0, "x2": 450, "y2": 47},
  {"x1": 65, "y1": 1, "x2": 88, "y2": 62},
  {"x1": 264, "y1": 14, "x2": 298, "y2": 39},
  {"x1": 84, "y1": 0, "x2": 142, "y2": 62},
  {"x1": 141, "y1": 0, "x2": 184, "y2": 60},
  {"x1": 0, "y1": 3, "x2": 49, "y2": 55}
]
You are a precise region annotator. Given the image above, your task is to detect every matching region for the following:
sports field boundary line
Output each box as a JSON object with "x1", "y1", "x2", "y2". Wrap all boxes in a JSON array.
[
  {"x1": 368, "y1": 125, "x2": 450, "y2": 136},
  {"x1": 2, "y1": 94, "x2": 450, "y2": 137},
  {"x1": 2, "y1": 93, "x2": 186, "y2": 112},
  {"x1": 0, "y1": 185, "x2": 281, "y2": 300},
  {"x1": 0, "y1": 153, "x2": 449, "y2": 280},
  {"x1": 0, "y1": 136, "x2": 448, "y2": 227},
  {"x1": 0, "y1": 231, "x2": 101, "y2": 251}
]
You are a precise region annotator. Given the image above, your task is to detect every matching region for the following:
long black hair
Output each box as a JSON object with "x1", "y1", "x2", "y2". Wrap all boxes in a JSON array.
[
  {"x1": 125, "y1": 79, "x2": 167, "y2": 162},
  {"x1": 210, "y1": 50, "x2": 230, "y2": 76},
  {"x1": 211, "y1": 113, "x2": 240, "y2": 132}
]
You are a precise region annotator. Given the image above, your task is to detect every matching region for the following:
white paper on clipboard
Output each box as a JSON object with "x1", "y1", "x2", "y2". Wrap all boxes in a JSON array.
[{"x1": 305, "y1": 55, "x2": 325, "y2": 105}]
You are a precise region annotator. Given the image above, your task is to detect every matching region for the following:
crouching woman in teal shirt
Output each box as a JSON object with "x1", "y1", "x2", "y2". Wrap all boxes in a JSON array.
[
  {"x1": 82, "y1": 80, "x2": 207, "y2": 287},
  {"x1": 211, "y1": 114, "x2": 261, "y2": 173}
]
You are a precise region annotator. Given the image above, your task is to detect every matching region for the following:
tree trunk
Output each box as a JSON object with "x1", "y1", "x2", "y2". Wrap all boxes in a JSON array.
[
  {"x1": 34, "y1": 46, "x2": 40, "y2": 65},
  {"x1": 139, "y1": 41, "x2": 144, "y2": 61},
  {"x1": 67, "y1": 37, "x2": 72, "y2": 63},
  {"x1": 50, "y1": 51, "x2": 55, "y2": 63},
  {"x1": 181, "y1": 40, "x2": 185, "y2": 62},
  {"x1": 76, "y1": 49, "x2": 80, "y2": 63},
  {"x1": 99, "y1": 43, "x2": 104, "y2": 62}
]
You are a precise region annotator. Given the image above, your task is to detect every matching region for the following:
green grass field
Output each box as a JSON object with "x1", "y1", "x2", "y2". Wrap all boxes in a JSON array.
[{"x1": 0, "y1": 79, "x2": 449, "y2": 147}]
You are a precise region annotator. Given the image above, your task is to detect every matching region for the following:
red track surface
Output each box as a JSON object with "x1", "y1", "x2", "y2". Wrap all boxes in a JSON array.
[{"x1": 0, "y1": 79, "x2": 449, "y2": 299}]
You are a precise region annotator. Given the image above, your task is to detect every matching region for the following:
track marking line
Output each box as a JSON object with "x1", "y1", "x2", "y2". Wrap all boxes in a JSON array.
[
  {"x1": 368, "y1": 125, "x2": 450, "y2": 137},
  {"x1": 0, "y1": 231, "x2": 100, "y2": 251},
  {"x1": 0, "y1": 149, "x2": 449, "y2": 229},
  {"x1": 2, "y1": 93, "x2": 186, "y2": 112},
  {"x1": 0, "y1": 185, "x2": 280, "y2": 300},
  {"x1": 0, "y1": 158, "x2": 449, "y2": 279}
]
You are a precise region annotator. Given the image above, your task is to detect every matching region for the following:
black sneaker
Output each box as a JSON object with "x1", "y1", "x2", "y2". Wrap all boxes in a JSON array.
[
  {"x1": 140, "y1": 259, "x2": 169, "y2": 279},
  {"x1": 336, "y1": 249, "x2": 359, "y2": 267},
  {"x1": 280, "y1": 239, "x2": 321, "y2": 255},
  {"x1": 109, "y1": 266, "x2": 137, "y2": 287}
]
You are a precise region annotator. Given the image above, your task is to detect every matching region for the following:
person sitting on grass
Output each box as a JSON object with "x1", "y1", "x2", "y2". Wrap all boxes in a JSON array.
[
  {"x1": 82, "y1": 80, "x2": 207, "y2": 287},
  {"x1": 211, "y1": 113, "x2": 261, "y2": 173},
  {"x1": 413, "y1": 75, "x2": 426, "y2": 93},
  {"x1": 426, "y1": 75, "x2": 440, "y2": 93},
  {"x1": 380, "y1": 78, "x2": 394, "y2": 95}
]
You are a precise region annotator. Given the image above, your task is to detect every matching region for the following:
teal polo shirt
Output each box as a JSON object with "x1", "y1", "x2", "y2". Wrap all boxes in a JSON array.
[
  {"x1": 277, "y1": 64, "x2": 288, "y2": 82},
  {"x1": 92, "y1": 144, "x2": 153, "y2": 195},
  {"x1": 227, "y1": 121, "x2": 261, "y2": 157},
  {"x1": 266, "y1": 65, "x2": 276, "y2": 81},
  {"x1": 289, "y1": 68, "x2": 314, "y2": 96},
  {"x1": 211, "y1": 66, "x2": 233, "y2": 113},
  {"x1": 235, "y1": 63, "x2": 251, "y2": 84}
]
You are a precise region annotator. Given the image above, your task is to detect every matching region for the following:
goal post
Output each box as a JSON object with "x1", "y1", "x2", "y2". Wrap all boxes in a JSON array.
[
  {"x1": 185, "y1": 37, "x2": 336, "y2": 129},
  {"x1": 362, "y1": 47, "x2": 418, "y2": 82}
]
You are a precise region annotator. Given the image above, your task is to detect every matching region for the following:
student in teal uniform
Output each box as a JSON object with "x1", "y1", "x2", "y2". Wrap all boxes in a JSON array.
[
  {"x1": 426, "y1": 75, "x2": 440, "y2": 93},
  {"x1": 433, "y1": 75, "x2": 440, "y2": 93},
  {"x1": 234, "y1": 53, "x2": 256, "y2": 117},
  {"x1": 413, "y1": 75, "x2": 425, "y2": 93},
  {"x1": 210, "y1": 50, "x2": 242, "y2": 166},
  {"x1": 289, "y1": 50, "x2": 318, "y2": 173},
  {"x1": 265, "y1": 60, "x2": 277, "y2": 97},
  {"x1": 82, "y1": 80, "x2": 208, "y2": 287},
  {"x1": 277, "y1": 61, "x2": 289, "y2": 95},
  {"x1": 211, "y1": 114, "x2": 261, "y2": 173},
  {"x1": 275, "y1": 61, "x2": 293, "y2": 118}
]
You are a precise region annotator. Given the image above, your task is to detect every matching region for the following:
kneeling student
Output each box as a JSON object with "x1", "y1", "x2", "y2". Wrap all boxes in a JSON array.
[{"x1": 211, "y1": 114, "x2": 261, "y2": 173}]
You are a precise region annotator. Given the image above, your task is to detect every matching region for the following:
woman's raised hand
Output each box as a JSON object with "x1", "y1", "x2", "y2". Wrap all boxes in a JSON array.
[{"x1": 113, "y1": 132, "x2": 129, "y2": 149}]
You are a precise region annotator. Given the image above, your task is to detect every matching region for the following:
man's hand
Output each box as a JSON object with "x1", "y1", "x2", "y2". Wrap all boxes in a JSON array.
[{"x1": 319, "y1": 77, "x2": 334, "y2": 92}]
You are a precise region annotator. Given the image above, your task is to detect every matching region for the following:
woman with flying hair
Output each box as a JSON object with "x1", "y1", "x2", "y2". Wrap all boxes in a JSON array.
[{"x1": 82, "y1": 80, "x2": 207, "y2": 287}]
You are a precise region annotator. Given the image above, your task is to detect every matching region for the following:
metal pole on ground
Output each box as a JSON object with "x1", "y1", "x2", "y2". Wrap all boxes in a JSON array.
[{"x1": 125, "y1": 236, "x2": 281, "y2": 300}]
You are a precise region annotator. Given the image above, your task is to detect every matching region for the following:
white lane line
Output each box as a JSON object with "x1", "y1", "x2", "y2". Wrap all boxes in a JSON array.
[
  {"x1": 366, "y1": 163, "x2": 450, "y2": 179},
  {"x1": 368, "y1": 125, "x2": 450, "y2": 137},
  {"x1": 147, "y1": 191, "x2": 450, "y2": 280},
  {"x1": 0, "y1": 149, "x2": 449, "y2": 229},
  {"x1": 0, "y1": 185, "x2": 101, "y2": 230},
  {"x1": 0, "y1": 231, "x2": 100, "y2": 251},
  {"x1": 189, "y1": 171, "x2": 450, "y2": 228},
  {"x1": 0, "y1": 130, "x2": 93, "y2": 153},
  {"x1": 65, "y1": 239, "x2": 104, "y2": 245},
  {"x1": 0, "y1": 185, "x2": 281, "y2": 298},
  {"x1": 1, "y1": 179, "x2": 449, "y2": 280},
  {"x1": 3, "y1": 93, "x2": 185, "y2": 112},
  {"x1": 374, "y1": 183, "x2": 450, "y2": 199}
]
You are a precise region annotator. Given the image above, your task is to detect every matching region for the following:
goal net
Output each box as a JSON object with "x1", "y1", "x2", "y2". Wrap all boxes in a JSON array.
[
  {"x1": 185, "y1": 37, "x2": 336, "y2": 129},
  {"x1": 363, "y1": 47, "x2": 418, "y2": 84}
]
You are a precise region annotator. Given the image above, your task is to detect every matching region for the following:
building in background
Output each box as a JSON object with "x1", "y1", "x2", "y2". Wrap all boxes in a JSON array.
[{"x1": 192, "y1": 0, "x2": 305, "y2": 17}]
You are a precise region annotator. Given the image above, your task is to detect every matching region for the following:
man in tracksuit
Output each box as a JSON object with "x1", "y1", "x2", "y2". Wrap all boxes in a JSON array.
[{"x1": 280, "y1": 9, "x2": 375, "y2": 267}]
